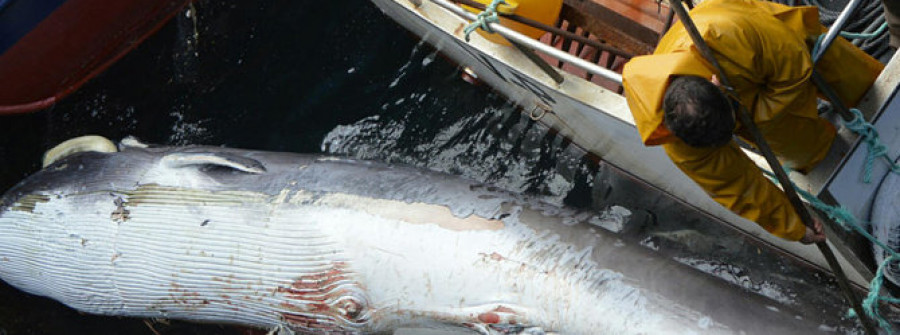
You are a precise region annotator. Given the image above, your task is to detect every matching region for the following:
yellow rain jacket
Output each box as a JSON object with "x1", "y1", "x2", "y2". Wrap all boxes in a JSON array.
[{"x1": 622, "y1": 0, "x2": 883, "y2": 241}]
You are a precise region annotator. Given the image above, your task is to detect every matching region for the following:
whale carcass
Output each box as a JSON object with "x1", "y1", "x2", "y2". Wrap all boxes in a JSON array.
[{"x1": 0, "y1": 136, "x2": 838, "y2": 334}]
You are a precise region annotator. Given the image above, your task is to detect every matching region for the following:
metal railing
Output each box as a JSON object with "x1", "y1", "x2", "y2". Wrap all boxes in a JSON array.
[{"x1": 427, "y1": 0, "x2": 625, "y2": 85}]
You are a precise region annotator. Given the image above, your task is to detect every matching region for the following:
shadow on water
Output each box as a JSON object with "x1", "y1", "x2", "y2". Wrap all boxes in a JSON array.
[{"x1": 0, "y1": 0, "x2": 867, "y2": 334}]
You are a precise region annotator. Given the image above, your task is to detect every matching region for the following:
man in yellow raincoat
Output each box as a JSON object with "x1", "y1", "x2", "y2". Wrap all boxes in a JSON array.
[{"x1": 622, "y1": 0, "x2": 883, "y2": 243}]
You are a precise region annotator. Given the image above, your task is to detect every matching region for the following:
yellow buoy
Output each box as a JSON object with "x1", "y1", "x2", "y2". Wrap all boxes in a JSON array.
[{"x1": 463, "y1": 0, "x2": 563, "y2": 45}]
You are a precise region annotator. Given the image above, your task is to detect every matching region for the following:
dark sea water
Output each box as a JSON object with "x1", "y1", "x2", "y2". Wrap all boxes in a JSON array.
[{"x1": 0, "y1": 0, "x2": 871, "y2": 333}]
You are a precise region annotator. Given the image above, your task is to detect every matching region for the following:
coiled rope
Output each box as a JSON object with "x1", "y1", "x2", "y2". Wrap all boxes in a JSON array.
[
  {"x1": 775, "y1": 0, "x2": 892, "y2": 59},
  {"x1": 463, "y1": 0, "x2": 507, "y2": 41},
  {"x1": 841, "y1": 22, "x2": 889, "y2": 40}
]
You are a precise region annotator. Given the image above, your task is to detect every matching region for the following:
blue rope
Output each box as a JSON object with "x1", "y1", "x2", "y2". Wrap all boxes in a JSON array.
[
  {"x1": 811, "y1": 31, "x2": 900, "y2": 188},
  {"x1": 811, "y1": 34, "x2": 827, "y2": 61},
  {"x1": 763, "y1": 169, "x2": 900, "y2": 332},
  {"x1": 841, "y1": 22, "x2": 889, "y2": 40},
  {"x1": 851, "y1": 254, "x2": 900, "y2": 332},
  {"x1": 813, "y1": 33, "x2": 899, "y2": 183},
  {"x1": 463, "y1": 0, "x2": 507, "y2": 42},
  {"x1": 810, "y1": 22, "x2": 887, "y2": 52},
  {"x1": 806, "y1": 28, "x2": 900, "y2": 331},
  {"x1": 811, "y1": 20, "x2": 888, "y2": 61},
  {"x1": 842, "y1": 108, "x2": 900, "y2": 183}
]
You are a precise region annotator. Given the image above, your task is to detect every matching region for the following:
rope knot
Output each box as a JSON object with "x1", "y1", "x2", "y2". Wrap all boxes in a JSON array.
[
  {"x1": 842, "y1": 108, "x2": 898, "y2": 183},
  {"x1": 463, "y1": 0, "x2": 508, "y2": 42}
]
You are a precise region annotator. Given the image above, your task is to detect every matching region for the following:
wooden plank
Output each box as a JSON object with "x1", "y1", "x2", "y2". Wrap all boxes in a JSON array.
[{"x1": 561, "y1": 0, "x2": 664, "y2": 55}]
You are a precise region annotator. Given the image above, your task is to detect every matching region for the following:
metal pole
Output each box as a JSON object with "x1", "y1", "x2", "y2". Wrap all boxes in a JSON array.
[
  {"x1": 812, "y1": 0, "x2": 865, "y2": 63},
  {"x1": 667, "y1": 1, "x2": 878, "y2": 334},
  {"x1": 808, "y1": 0, "x2": 896, "y2": 168},
  {"x1": 427, "y1": 0, "x2": 623, "y2": 84},
  {"x1": 811, "y1": 72, "x2": 855, "y2": 122}
]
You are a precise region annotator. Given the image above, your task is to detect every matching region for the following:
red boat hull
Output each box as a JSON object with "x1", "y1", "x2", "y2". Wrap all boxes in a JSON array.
[{"x1": 0, "y1": 0, "x2": 191, "y2": 114}]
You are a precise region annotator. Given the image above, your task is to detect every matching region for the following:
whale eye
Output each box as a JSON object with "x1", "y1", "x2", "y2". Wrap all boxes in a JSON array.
[
  {"x1": 332, "y1": 294, "x2": 369, "y2": 324},
  {"x1": 341, "y1": 299, "x2": 362, "y2": 320}
]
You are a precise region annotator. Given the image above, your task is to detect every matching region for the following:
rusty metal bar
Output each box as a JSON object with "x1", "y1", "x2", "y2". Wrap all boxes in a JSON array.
[
  {"x1": 558, "y1": 22, "x2": 579, "y2": 68},
  {"x1": 585, "y1": 48, "x2": 604, "y2": 82},
  {"x1": 575, "y1": 30, "x2": 592, "y2": 59}
]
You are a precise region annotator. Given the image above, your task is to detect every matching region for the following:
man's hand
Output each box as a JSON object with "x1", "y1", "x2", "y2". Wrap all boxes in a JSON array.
[{"x1": 799, "y1": 217, "x2": 826, "y2": 244}]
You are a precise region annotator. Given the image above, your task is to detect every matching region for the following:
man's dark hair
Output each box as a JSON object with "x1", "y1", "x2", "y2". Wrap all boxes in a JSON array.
[{"x1": 663, "y1": 76, "x2": 735, "y2": 147}]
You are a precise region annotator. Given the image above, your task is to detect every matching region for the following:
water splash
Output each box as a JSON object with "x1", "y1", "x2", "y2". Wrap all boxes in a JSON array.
[{"x1": 168, "y1": 110, "x2": 210, "y2": 145}]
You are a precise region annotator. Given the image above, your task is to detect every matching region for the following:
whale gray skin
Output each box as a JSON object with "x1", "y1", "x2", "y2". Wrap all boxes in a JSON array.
[{"x1": 0, "y1": 141, "x2": 840, "y2": 334}]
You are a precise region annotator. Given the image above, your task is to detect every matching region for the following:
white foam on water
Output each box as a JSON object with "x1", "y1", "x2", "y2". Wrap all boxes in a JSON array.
[{"x1": 673, "y1": 256, "x2": 797, "y2": 306}]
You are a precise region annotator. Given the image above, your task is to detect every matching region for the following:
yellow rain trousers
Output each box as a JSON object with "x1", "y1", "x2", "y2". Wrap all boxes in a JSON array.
[{"x1": 622, "y1": 0, "x2": 883, "y2": 241}]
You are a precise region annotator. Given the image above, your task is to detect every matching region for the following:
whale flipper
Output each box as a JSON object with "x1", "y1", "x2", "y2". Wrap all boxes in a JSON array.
[{"x1": 161, "y1": 152, "x2": 267, "y2": 174}]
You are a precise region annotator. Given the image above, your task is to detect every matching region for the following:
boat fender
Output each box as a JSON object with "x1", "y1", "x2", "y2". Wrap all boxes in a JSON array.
[
  {"x1": 870, "y1": 157, "x2": 900, "y2": 287},
  {"x1": 463, "y1": 0, "x2": 563, "y2": 45},
  {"x1": 41, "y1": 135, "x2": 118, "y2": 168}
]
